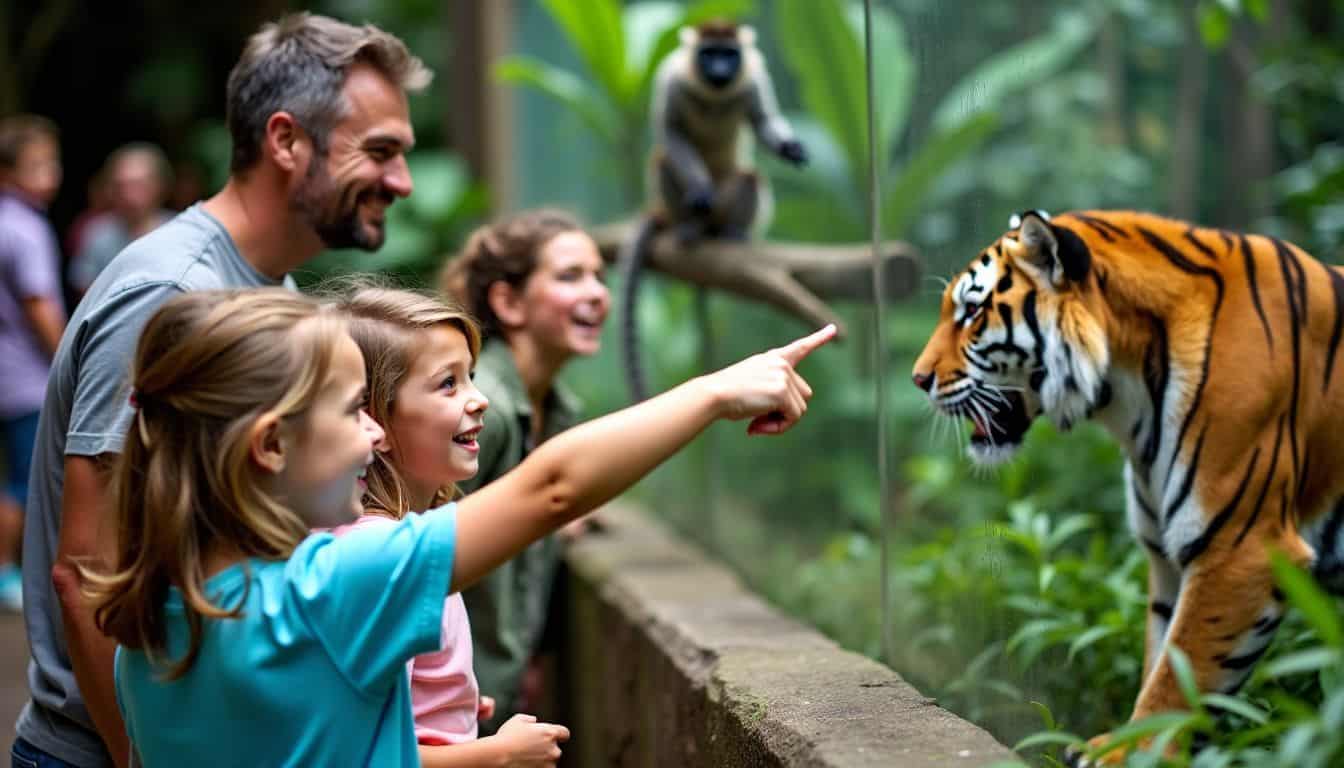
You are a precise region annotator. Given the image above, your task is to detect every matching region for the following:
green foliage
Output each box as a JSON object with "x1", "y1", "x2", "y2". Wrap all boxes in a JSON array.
[
  {"x1": 1197, "y1": 0, "x2": 1270, "y2": 50},
  {"x1": 1012, "y1": 557, "x2": 1344, "y2": 767},
  {"x1": 495, "y1": 0, "x2": 755, "y2": 200},
  {"x1": 769, "y1": 0, "x2": 1100, "y2": 242}
]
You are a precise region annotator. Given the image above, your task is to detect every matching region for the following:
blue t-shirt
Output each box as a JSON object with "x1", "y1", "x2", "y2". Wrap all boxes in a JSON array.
[{"x1": 116, "y1": 505, "x2": 457, "y2": 767}]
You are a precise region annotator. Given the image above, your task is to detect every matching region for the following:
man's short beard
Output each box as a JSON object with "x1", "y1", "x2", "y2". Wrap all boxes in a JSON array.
[{"x1": 291, "y1": 154, "x2": 387, "y2": 251}]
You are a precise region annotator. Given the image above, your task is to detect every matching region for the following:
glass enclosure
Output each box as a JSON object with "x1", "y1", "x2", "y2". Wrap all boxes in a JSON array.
[
  {"x1": 15, "y1": 0, "x2": 1342, "y2": 762},
  {"x1": 500, "y1": 0, "x2": 1344, "y2": 759}
]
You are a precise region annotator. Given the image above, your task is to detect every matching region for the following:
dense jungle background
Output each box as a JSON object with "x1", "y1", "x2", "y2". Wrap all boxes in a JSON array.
[{"x1": 7, "y1": 0, "x2": 1344, "y2": 764}]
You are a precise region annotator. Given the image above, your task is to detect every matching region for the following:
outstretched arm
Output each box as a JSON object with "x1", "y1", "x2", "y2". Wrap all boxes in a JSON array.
[{"x1": 452, "y1": 325, "x2": 836, "y2": 593}]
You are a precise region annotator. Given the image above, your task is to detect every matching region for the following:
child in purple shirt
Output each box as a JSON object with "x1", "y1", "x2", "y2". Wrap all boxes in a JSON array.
[{"x1": 0, "y1": 115, "x2": 66, "y2": 611}]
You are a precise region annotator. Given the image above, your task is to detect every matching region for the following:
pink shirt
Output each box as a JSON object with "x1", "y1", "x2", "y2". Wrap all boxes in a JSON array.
[{"x1": 332, "y1": 514, "x2": 481, "y2": 745}]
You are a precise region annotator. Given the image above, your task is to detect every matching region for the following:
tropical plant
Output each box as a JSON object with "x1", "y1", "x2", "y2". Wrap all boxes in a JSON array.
[
  {"x1": 1000, "y1": 554, "x2": 1344, "y2": 767},
  {"x1": 495, "y1": 0, "x2": 755, "y2": 202},
  {"x1": 766, "y1": 0, "x2": 1102, "y2": 242}
]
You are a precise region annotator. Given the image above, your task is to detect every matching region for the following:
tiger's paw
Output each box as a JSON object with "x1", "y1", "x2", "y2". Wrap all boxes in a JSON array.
[
  {"x1": 1063, "y1": 733, "x2": 1125, "y2": 767},
  {"x1": 1063, "y1": 733, "x2": 1173, "y2": 767}
]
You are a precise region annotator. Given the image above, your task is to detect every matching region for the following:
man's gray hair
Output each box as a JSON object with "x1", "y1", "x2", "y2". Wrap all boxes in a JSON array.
[{"x1": 225, "y1": 13, "x2": 432, "y2": 172}]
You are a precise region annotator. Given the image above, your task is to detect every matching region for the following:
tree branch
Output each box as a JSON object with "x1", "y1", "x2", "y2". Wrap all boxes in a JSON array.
[{"x1": 591, "y1": 219, "x2": 921, "y2": 338}]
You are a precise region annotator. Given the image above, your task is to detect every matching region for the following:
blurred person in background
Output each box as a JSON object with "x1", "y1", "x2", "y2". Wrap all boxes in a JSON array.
[
  {"x1": 67, "y1": 143, "x2": 173, "y2": 297},
  {"x1": 64, "y1": 172, "x2": 111, "y2": 262},
  {"x1": 0, "y1": 115, "x2": 68, "y2": 612}
]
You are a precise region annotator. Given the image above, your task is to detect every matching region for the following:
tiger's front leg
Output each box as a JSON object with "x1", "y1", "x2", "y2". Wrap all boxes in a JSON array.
[
  {"x1": 1069, "y1": 532, "x2": 1310, "y2": 766},
  {"x1": 1125, "y1": 467, "x2": 1180, "y2": 681}
]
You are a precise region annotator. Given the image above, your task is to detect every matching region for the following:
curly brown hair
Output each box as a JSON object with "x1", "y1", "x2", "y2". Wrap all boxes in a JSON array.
[{"x1": 438, "y1": 208, "x2": 584, "y2": 340}]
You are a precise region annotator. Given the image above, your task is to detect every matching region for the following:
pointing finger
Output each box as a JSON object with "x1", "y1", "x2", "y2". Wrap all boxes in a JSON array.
[{"x1": 774, "y1": 324, "x2": 837, "y2": 366}]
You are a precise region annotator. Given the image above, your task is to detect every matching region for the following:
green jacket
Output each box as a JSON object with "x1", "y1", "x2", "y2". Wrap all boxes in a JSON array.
[{"x1": 459, "y1": 339, "x2": 581, "y2": 727}]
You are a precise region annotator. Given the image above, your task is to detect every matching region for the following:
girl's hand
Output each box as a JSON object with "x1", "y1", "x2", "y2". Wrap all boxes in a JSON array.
[
  {"x1": 701, "y1": 324, "x2": 836, "y2": 435},
  {"x1": 477, "y1": 695, "x2": 495, "y2": 722},
  {"x1": 495, "y1": 714, "x2": 570, "y2": 768}
]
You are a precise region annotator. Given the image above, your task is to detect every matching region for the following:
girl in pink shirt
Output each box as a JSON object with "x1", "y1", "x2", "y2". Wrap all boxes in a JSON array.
[{"x1": 334, "y1": 284, "x2": 568, "y2": 766}]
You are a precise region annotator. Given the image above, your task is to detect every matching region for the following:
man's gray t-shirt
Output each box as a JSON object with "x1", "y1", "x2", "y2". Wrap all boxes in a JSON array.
[{"x1": 17, "y1": 204, "x2": 294, "y2": 766}]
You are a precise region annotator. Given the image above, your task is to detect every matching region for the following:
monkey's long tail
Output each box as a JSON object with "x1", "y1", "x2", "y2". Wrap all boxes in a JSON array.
[{"x1": 619, "y1": 216, "x2": 659, "y2": 403}]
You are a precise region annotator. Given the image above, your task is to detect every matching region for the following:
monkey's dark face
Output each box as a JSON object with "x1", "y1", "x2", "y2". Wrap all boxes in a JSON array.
[{"x1": 696, "y1": 42, "x2": 742, "y2": 89}]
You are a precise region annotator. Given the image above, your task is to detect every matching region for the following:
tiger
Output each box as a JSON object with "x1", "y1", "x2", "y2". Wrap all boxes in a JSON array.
[{"x1": 912, "y1": 209, "x2": 1344, "y2": 764}]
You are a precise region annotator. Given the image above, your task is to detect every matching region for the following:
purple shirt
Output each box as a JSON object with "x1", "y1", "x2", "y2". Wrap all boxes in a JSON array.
[{"x1": 0, "y1": 192, "x2": 64, "y2": 418}]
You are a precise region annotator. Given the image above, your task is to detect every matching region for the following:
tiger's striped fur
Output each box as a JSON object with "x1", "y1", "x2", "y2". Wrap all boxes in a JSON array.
[{"x1": 913, "y1": 210, "x2": 1344, "y2": 760}]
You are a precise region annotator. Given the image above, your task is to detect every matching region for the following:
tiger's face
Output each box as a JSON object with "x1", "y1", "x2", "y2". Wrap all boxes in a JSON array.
[{"x1": 913, "y1": 211, "x2": 1109, "y2": 464}]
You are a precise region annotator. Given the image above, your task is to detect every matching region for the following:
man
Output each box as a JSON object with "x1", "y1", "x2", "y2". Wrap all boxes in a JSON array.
[
  {"x1": 0, "y1": 116, "x2": 67, "y2": 613},
  {"x1": 14, "y1": 14, "x2": 428, "y2": 767}
]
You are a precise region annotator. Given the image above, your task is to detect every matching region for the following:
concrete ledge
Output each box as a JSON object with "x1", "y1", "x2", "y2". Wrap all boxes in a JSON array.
[{"x1": 558, "y1": 504, "x2": 1017, "y2": 767}]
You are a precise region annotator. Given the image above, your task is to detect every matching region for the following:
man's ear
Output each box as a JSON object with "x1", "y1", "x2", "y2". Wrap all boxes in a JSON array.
[
  {"x1": 263, "y1": 111, "x2": 308, "y2": 174},
  {"x1": 1019, "y1": 213, "x2": 1091, "y2": 287},
  {"x1": 486, "y1": 280, "x2": 526, "y2": 331},
  {"x1": 249, "y1": 412, "x2": 288, "y2": 475}
]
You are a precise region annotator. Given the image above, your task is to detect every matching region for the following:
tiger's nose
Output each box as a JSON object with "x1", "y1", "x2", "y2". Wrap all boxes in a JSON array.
[{"x1": 912, "y1": 372, "x2": 934, "y2": 392}]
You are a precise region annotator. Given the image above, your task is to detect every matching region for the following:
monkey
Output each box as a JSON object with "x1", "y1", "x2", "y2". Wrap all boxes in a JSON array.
[{"x1": 620, "y1": 20, "x2": 808, "y2": 401}]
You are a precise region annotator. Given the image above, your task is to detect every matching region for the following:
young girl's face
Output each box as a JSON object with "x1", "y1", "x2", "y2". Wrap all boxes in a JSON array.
[
  {"x1": 387, "y1": 325, "x2": 489, "y2": 494},
  {"x1": 517, "y1": 230, "x2": 609, "y2": 359},
  {"x1": 282, "y1": 333, "x2": 384, "y2": 527}
]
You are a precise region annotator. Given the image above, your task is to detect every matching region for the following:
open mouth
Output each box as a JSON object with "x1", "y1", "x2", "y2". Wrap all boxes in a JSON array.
[
  {"x1": 954, "y1": 389, "x2": 1032, "y2": 462},
  {"x1": 572, "y1": 314, "x2": 604, "y2": 331},
  {"x1": 453, "y1": 427, "x2": 482, "y2": 448}
]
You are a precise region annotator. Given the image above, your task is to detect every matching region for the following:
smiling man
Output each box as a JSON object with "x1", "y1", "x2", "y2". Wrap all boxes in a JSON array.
[{"x1": 14, "y1": 14, "x2": 428, "y2": 768}]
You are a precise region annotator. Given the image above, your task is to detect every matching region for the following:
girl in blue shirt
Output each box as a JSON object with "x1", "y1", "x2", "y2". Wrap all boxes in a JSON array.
[{"x1": 86, "y1": 287, "x2": 833, "y2": 767}]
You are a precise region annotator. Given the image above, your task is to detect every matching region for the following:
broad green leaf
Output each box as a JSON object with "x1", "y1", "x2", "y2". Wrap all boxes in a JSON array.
[
  {"x1": 1271, "y1": 551, "x2": 1344, "y2": 647},
  {"x1": 1006, "y1": 617, "x2": 1070, "y2": 656},
  {"x1": 1045, "y1": 514, "x2": 1096, "y2": 552},
  {"x1": 494, "y1": 56, "x2": 621, "y2": 145},
  {"x1": 1037, "y1": 563, "x2": 1057, "y2": 594},
  {"x1": 541, "y1": 0, "x2": 631, "y2": 104},
  {"x1": 777, "y1": 0, "x2": 869, "y2": 180},
  {"x1": 404, "y1": 152, "x2": 471, "y2": 223},
  {"x1": 881, "y1": 112, "x2": 999, "y2": 238},
  {"x1": 930, "y1": 14, "x2": 1097, "y2": 134},
  {"x1": 1197, "y1": 3, "x2": 1232, "y2": 50},
  {"x1": 1067, "y1": 625, "x2": 1119, "y2": 662},
  {"x1": 843, "y1": 3, "x2": 912, "y2": 174},
  {"x1": 1201, "y1": 693, "x2": 1268, "y2": 724},
  {"x1": 625, "y1": 1, "x2": 683, "y2": 78}
]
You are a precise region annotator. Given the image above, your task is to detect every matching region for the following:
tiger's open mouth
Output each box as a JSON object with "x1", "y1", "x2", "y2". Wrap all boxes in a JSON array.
[{"x1": 954, "y1": 389, "x2": 1032, "y2": 463}]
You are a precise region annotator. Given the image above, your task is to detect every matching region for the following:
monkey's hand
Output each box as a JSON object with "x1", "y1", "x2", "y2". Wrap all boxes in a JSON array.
[
  {"x1": 778, "y1": 139, "x2": 808, "y2": 167},
  {"x1": 684, "y1": 187, "x2": 715, "y2": 215}
]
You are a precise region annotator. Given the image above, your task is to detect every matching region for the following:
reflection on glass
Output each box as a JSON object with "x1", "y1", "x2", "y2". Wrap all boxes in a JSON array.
[{"x1": 501, "y1": 0, "x2": 1342, "y2": 762}]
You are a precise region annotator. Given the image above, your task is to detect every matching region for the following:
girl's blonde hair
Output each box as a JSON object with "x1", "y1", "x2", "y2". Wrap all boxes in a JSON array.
[
  {"x1": 334, "y1": 283, "x2": 481, "y2": 517},
  {"x1": 87, "y1": 288, "x2": 349, "y2": 679}
]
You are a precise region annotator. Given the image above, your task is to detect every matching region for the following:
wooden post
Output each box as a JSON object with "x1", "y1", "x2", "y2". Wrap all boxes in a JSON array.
[{"x1": 447, "y1": 1, "x2": 514, "y2": 212}]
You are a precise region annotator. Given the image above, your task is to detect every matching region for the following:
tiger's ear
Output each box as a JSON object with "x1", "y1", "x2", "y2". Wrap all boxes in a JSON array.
[{"x1": 1019, "y1": 213, "x2": 1090, "y2": 288}]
